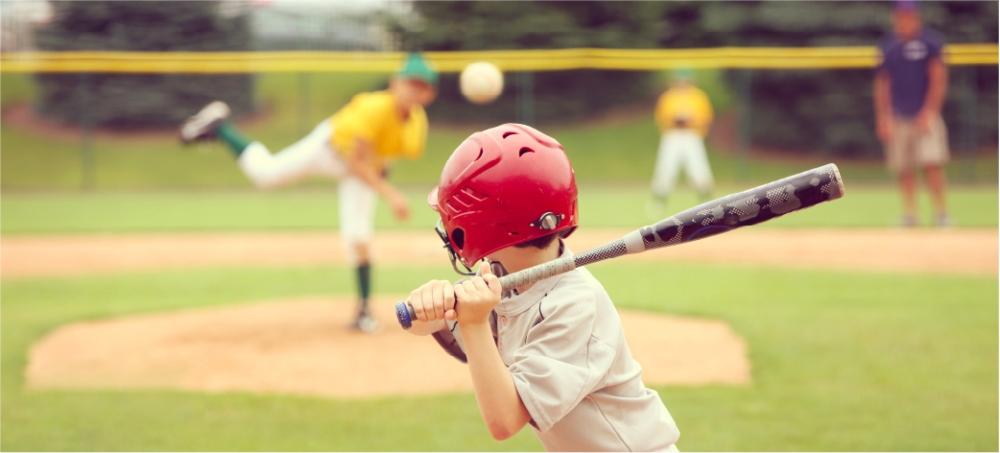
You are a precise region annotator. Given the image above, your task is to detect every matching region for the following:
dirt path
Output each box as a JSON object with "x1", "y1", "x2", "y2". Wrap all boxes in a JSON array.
[
  {"x1": 3, "y1": 228, "x2": 995, "y2": 279},
  {"x1": 26, "y1": 296, "x2": 750, "y2": 399}
]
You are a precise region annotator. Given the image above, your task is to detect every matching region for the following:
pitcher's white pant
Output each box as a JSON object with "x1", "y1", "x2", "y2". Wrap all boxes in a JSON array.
[
  {"x1": 237, "y1": 121, "x2": 376, "y2": 263},
  {"x1": 651, "y1": 130, "x2": 714, "y2": 199}
]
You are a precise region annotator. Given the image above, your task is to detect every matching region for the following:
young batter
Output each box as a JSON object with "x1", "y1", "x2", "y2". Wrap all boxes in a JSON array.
[
  {"x1": 406, "y1": 124, "x2": 681, "y2": 450},
  {"x1": 179, "y1": 53, "x2": 438, "y2": 333}
]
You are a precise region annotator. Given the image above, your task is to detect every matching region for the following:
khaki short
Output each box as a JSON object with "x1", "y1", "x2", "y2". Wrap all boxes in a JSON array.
[{"x1": 885, "y1": 115, "x2": 950, "y2": 173}]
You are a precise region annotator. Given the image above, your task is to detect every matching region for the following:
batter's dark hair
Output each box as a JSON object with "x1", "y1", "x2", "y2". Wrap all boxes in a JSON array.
[{"x1": 514, "y1": 231, "x2": 568, "y2": 250}]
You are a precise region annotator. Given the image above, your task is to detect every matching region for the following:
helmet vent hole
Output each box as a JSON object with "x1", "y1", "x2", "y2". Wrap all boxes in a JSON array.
[
  {"x1": 451, "y1": 228, "x2": 465, "y2": 249},
  {"x1": 475, "y1": 148, "x2": 483, "y2": 160},
  {"x1": 518, "y1": 147, "x2": 534, "y2": 157},
  {"x1": 502, "y1": 131, "x2": 518, "y2": 139}
]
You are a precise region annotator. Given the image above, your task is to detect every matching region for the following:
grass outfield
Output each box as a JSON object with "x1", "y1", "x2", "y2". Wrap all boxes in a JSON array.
[
  {"x1": 3, "y1": 72, "x2": 997, "y2": 192},
  {"x1": 1, "y1": 184, "x2": 996, "y2": 235},
  {"x1": 2, "y1": 262, "x2": 997, "y2": 451}
]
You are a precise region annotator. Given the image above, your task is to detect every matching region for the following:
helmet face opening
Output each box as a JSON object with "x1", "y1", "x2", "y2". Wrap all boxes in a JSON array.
[
  {"x1": 435, "y1": 220, "x2": 476, "y2": 276},
  {"x1": 451, "y1": 228, "x2": 465, "y2": 250}
]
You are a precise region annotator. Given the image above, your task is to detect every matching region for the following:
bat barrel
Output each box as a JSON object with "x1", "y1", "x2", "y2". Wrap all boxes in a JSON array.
[{"x1": 632, "y1": 163, "x2": 844, "y2": 251}]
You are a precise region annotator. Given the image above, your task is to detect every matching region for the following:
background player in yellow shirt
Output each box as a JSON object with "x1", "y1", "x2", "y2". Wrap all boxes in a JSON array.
[
  {"x1": 650, "y1": 68, "x2": 715, "y2": 214},
  {"x1": 179, "y1": 53, "x2": 437, "y2": 333}
]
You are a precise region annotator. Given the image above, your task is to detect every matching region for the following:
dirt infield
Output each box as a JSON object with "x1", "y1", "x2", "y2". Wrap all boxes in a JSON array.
[
  {"x1": 3, "y1": 228, "x2": 996, "y2": 279},
  {"x1": 26, "y1": 296, "x2": 750, "y2": 398},
  {"x1": 12, "y1": 227, "x2": 994, "y2": 399}
]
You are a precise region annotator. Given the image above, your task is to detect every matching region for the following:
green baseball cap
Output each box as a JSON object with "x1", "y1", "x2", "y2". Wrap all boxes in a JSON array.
[{"x1": 397, "y1": 52, "x2": 438, "y2": 86}]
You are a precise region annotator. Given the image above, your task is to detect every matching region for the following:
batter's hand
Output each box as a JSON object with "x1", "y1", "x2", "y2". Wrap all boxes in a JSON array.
[
  {"x1": 454, "y1": 262, "x2": 502, "y2": 326},
  {"x1": 407, "y1": 280, "x2": 457, "y2": 322}
]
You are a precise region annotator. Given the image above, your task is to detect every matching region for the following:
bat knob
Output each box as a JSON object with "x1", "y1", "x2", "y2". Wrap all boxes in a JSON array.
[{"x1": 395, "y1": 301, "x2": 415, "y2": 329}]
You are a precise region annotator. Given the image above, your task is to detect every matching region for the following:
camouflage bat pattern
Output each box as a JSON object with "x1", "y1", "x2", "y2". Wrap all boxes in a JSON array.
[{"x1": 623, "y1": 162, "x2": 844, "y2": 253}]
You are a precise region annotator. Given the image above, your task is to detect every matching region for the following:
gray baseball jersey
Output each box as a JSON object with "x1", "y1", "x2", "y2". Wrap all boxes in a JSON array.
[{"x1": 449, "y1": 249, "x2": 680, "y2": 451}]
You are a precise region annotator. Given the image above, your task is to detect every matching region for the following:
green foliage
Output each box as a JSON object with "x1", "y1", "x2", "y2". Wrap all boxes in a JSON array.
[
  {"x1": 690, "y1": 1, "x2": 999, "y2": 157},
  {"x1": 32, "y1": 1, "x2": 255, "y2": 128},
  {"x1": 392, "y1": 2, "x2": 672, "y2": 124},
  {"x1": 395, "y1": 1, "x2": 998, "y2": 156}
]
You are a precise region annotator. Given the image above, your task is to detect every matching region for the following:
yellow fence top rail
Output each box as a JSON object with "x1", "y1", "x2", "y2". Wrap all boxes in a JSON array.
[{"x1": 1, "y1": 45, "x2": 996, "y2": 73}]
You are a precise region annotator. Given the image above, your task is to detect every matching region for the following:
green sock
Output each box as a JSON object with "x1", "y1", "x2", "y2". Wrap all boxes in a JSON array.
[
  {"x1": 356, "y1": 263, "x2": 371, "y2": 316},
  {"x1": 217, "y1": 122, "x2": 252, "y2": 157}
]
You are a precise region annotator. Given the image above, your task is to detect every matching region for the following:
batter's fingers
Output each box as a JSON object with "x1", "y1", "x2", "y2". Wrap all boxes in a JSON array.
[
  {"x1": 483, "y1": 272, "x2": 501, "y2": 292},
  {"x1": 453, "y1": 282, "x2": 469, "y2": 305},
  {"x1": 470, "y1": 276, "x2": 490, "y2": 295},
  {"x1": 409, "y1": 289, "x2": 427, "y2": 321},
  {"x1": 431, "y1": 280, "x2": 446, "y2": 320},
  {"x1": 421, "y1": 284, "x2": 437, "y2": 320},
  {"x1": 443, "y1": 281, "x2": 456, "y2": 311}
]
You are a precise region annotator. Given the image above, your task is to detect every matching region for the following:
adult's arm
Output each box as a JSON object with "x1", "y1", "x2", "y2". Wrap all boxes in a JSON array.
[
  {"x1": 918, "y1": 57, "x2": 948, "y2": 132},
  {"x1": 874, "y1": 70, "x2": 893, "y2": 143}
]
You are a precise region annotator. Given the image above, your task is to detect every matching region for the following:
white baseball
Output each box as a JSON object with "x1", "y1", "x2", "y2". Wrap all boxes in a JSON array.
[{"x1": 459, "y1": 62, "x2": 504, "y2": 104}]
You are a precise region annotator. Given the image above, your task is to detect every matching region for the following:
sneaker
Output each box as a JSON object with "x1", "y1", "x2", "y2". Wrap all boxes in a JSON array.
[
  {"x1": 900, "y1": 214, "x2": 917, "y2": 228},
  {"x1": 352, "y1": 314, "x2": 378, "y2": 334},
  {"x1": 935, "y1": 213, "x2": 953, "y2": 228},
  {"x1": 179, "y1": 101, "x2": 230, "y2": 144}
]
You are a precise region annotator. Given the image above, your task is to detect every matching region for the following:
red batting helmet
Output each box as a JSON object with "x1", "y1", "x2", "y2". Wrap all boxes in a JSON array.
[{"x1": 430, "y1": 123, "x2": 578, "y2": 272}]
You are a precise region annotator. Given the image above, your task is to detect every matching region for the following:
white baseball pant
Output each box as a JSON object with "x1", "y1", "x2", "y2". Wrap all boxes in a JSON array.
[
  {"x1": 237, "y1": 121, "x2": 377, "y2": 262},
  {"x1": 650, "y1": 130, "x2": 715, "y2": 199}
]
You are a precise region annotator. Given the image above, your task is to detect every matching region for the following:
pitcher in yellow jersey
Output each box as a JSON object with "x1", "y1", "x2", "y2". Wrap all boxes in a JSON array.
[
  {"x1": 179, "y1": 53, "x2": 438, "y2": 333},
  {"x1": 650, "y1": 68, "x2": 715, "y2": 214}
]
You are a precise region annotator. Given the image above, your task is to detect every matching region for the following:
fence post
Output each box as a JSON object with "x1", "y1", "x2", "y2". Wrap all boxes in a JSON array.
[
  {"x1": 964, "y1": 66, "x2": 978, "y2": 183},
  {"x1": 517, "y1": 71, "x2": 535, "y2": 124},
  {"x1": 298, "y1": 72, "x2": 311, "y2": 135},
  {"x1": 79, "y1": 73, "x2": 95, "y2": 191},
  {"x1": 736, "y1": 69, "x2": 753, "y2": 182}
]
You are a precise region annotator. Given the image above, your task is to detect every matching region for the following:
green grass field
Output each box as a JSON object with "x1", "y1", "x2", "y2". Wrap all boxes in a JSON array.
[
  {"x1": 1, "y1": 185, "x2": 996, "y2": 235},
  {"x1": 3, "y1": 71, "x2": 998, "y2": 451},
  {"x1": 2, "y1": 263, "x2": 996, "y2": 451}
]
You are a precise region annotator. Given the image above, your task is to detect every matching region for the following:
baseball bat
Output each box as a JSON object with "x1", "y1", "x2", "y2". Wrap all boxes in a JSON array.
[{"x1": 396, "y1": 163, "x2": 845, "y2": 329}]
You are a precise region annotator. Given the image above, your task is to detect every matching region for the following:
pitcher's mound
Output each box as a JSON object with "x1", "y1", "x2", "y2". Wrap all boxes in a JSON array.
[{"x1": 26, "y1": 297, "x2": 750, "y2": 398}]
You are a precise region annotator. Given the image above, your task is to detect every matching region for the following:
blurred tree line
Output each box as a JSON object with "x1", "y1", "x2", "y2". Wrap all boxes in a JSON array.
[
  {"x1": 28, "y1": 1, "x2": 997, "y2": 157},
  {"x1": 396, "y1": 1, "x2": 998, "y2": 157},
  {"x1": 33, "y1": 1, "x2": 253, "y2": 128},
  {"x1": 692, "y1": 1, "x2": 998, "y2": 156},
  {"x1": 390, "y1": 2, "x2": 668, "y2": 124}
]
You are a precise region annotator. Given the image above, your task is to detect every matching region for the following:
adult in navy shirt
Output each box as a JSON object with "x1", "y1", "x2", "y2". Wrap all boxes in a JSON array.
[{"x1": 874, "y1": 0, "x2": 950, "y2": 227}]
